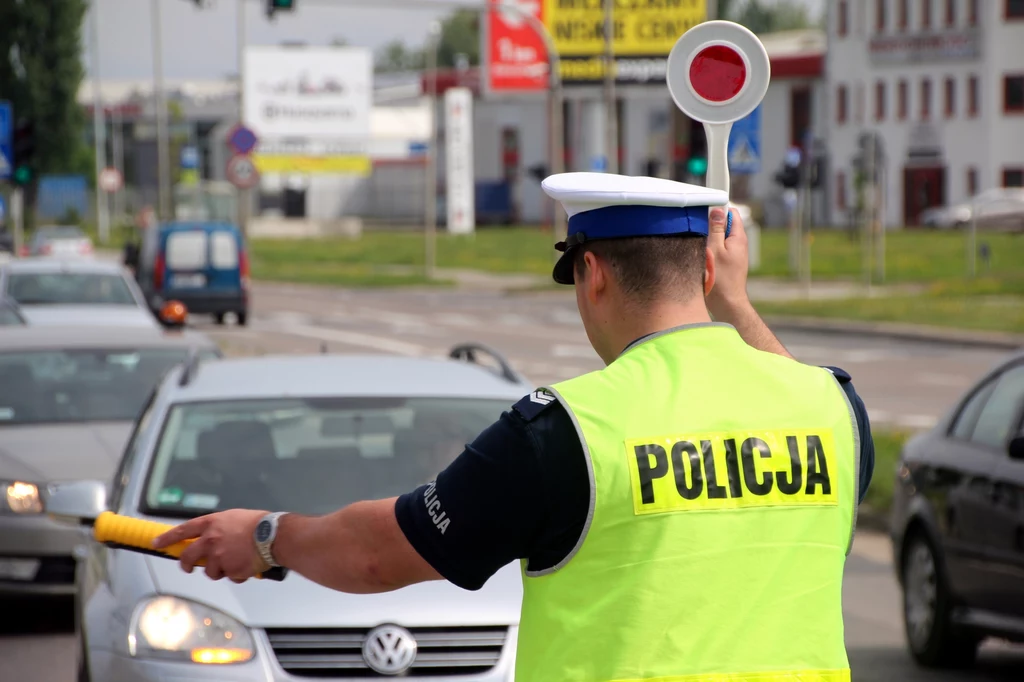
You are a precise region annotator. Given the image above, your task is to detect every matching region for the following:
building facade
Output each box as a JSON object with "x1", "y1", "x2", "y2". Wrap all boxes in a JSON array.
[{"x1": 825, "y1": 0, "x2": 1024, "y2": 228}]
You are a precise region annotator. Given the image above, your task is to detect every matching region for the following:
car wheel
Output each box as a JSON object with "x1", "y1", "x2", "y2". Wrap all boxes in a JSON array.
[
  {"x1": 237, "y1": 311, "x2": 248, "y2": 326},
  {"x1": 214, "y1": 312, "x2": 226, "y2": 325},
  {"x1": 901, "y1": 531, "x2": 980, "y2": 668}
]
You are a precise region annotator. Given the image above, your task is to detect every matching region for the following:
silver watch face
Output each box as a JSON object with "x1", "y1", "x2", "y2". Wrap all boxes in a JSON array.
[{"x1": 255, "y1": 519, "x2": 274, "y2": 544}]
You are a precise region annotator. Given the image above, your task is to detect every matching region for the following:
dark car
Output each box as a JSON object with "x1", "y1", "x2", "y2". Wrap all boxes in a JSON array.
[{"x1": 890, "y1": 349, "x2": 1024, "y2": 668}]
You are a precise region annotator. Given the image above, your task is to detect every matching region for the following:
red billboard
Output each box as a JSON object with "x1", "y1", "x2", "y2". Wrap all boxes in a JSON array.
[{"x1": 485, "y1": 0, "x2": 549, "y2": 93}]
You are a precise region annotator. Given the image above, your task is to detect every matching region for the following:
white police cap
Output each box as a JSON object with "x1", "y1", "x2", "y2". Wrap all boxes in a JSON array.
[{"x1": 541, "y1": 172, "x2": 730, "y2": 285}]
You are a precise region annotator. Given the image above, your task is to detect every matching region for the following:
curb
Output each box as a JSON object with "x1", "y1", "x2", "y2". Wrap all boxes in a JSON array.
[
  {"x1": 763, "y1": 315, "x2": 1024, "y2": 351},
  {"x1": 855, "y1": 506, "x2": 890, "y2": 533}
]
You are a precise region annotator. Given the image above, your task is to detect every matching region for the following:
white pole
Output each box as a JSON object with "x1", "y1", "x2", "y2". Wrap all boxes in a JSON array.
[
  {"x1": 237, "y1": 0, "x2": 250, "y2": 238},
  {"x1": 603, "y1": 0, "x2": 617, "y2": 174},
  {"x1": 112, "y1": 105, "x2": 124, "y2": 226},
  {"x1": 89, "y1": 2, "x2": 110, "y2": 243},
  {"x1": 425, "y1": 21, "x2": 441, "y2": 279},
  {"x1": 152, "y1": 0, "x2": 171, "y2": 221}
]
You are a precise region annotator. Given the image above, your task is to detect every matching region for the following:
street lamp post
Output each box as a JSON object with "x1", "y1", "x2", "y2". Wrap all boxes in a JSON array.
[
  {"x1": 152, "y1": 0, "x2": 172, "y2": 221},
  {"x1": 425, "y1": 21, "x2": 442, "y2": 280},
  {"x1": 89, "y1": 3, "x2": 110, "y2": 243}
]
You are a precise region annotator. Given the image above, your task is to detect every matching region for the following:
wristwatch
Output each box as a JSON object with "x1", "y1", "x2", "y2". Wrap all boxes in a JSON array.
[{"x1": 253, "y1": 512, "x2": 288, "y2": 568}]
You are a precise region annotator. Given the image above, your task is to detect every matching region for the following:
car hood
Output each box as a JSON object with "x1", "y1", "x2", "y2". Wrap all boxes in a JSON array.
[
  {"x1": 0, "y1": 422, "x2": 133, "y2": 482},
  {"x1": 18, "y1": 305, "x2": 157, "y2": 328},
  {"x1": 146, "y1": 557, "x2": 524, "y2": 629}
]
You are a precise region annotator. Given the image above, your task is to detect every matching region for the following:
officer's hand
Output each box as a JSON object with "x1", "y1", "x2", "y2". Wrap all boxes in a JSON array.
[
  {"x1": 705, "y1": 206, "x2": 750, "y2": 320},
  {"x1": 153, "y1": 509, "x2": 270, "y2": 583}
]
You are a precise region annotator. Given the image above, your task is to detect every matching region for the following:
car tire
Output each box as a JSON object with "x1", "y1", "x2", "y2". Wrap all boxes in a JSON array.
[
  {"x1": 901, "y1": 531, "x2": 980, "y2": 668},
  {"x1": 214, "y1": 312, "x2": 226, "y2": 325},
  {"x1": 237, "y1": 311, "x2": 248, "y2": 326}
]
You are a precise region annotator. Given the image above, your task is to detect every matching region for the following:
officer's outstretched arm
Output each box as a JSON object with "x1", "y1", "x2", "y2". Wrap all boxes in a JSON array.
[{"x1": 706, "y1": 207, "x2": 793, "y2": 359}]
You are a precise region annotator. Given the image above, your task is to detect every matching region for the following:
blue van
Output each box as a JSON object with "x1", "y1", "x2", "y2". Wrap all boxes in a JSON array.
[{"x1": 135, "y1": 221, "x2": 250, "y2": 326}]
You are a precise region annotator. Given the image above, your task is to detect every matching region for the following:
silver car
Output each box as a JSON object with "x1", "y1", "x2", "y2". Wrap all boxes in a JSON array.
[
  {"x1": 48, "y1": 345, "x2": 532, "y2": 682},
  {"x1": 0, "y1": 257, "x2": 159, "y2": 328},
  {"x1": 0, "y1": 325, "x2": 221, "y2": 597},
  {"x1": 919, "y1": 188, "x2": 1024, "y2": 231},
  {"x1": 26, "y1": 224, "x2": 95, "y2": 258}
]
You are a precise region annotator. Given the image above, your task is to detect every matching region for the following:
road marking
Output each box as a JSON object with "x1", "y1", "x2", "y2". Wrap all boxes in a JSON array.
[
  {"x1": 850, "y1": 529, "x2": 893, "y2": 565},
  {"x1": 895, "y1": 414, "x2": 938, "y2": 429},
  {"x1": 916, "y1": 372, "x2": 968, "y2": 387},
  {"x1": 253, "y1": 321, "x2": 428, "y2": 357},
  {"x1": 435, "y1": 313, "x2": 479, "y2": 327}
]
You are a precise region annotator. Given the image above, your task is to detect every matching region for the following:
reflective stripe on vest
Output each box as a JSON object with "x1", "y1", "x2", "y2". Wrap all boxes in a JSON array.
[{"x1": 514, "y1": 324, "x2": 858, "y2": 682}]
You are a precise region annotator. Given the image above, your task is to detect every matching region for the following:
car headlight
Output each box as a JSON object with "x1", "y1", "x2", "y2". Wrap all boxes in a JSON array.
[
  {"x1": 128, "y1": 596, "x2": 255, "y2": 664},
  {"x1": 2, "y1": 481, "x2": 44, "y2": 514}
]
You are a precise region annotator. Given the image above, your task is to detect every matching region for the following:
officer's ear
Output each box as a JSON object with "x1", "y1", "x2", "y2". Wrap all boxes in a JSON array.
[
  {"x1": 581, "y1": 250, "x2": 607, "y2": 301},
  {"x1": 703, "y1": 246, "x2": 716, "y2": 296}
]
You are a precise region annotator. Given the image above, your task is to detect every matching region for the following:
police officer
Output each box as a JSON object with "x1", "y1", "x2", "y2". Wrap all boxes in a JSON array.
[{"x1": 156, "y1": 172, "x2": 874, "y2": 682}]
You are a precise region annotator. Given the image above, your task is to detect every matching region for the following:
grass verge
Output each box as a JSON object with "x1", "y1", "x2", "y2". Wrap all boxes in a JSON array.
[{"x1": 860, "y1": 428, "x2": 911, "y2": 521}]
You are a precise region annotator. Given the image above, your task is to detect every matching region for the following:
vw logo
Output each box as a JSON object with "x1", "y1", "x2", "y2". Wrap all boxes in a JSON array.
[{"x1": 362, "y1": 624, "x2": 417, "y2": 675}]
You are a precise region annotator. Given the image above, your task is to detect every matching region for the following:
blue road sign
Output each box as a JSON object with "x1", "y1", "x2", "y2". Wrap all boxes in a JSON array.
[
  {"x1": 228, "y1": 124, "x2": 258, "y2": 156},
  {"x1": 408, "y1": 141, "x2": 428, "y2": 156},
  {"x1": 727, "y1": 104, "x2": 761, "y2": 175},
  {"x1": 590, "y1": 155, "x2": 608, "y2": 172},
  {"x1": 0, "y1": 195, "x2": 6, "y2": 222},
  {"x1": 0, "y1": 101, "x2": 12, "y2": 180},
  {"x1": 180, "y1": 145, "x2": 199, "y2": 170}
]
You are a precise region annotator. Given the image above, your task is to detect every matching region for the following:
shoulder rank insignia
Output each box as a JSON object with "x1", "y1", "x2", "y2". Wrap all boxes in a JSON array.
[{"x1": 513, "y1": 388, "x2": 558, "y2": 422}]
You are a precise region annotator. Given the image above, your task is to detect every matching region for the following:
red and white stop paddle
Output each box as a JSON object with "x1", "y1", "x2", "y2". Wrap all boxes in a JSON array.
[{"x1": 666, "y1": 20, "x2": 771, "y2": 197}]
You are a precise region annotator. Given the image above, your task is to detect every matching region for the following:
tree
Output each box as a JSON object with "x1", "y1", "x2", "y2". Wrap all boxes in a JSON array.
[
  {"x1": 0, "y1": 0, "x2": 89, "y2": 187},
  {"x1": 723, "y1": 0, "x2": 813, "y2": 34},
  {"x1": 436, "y1": 9, "x2": 479, "y2": 68},
  {"x1": 374, "y1": 39, "x2": 424, "y2": 73}
]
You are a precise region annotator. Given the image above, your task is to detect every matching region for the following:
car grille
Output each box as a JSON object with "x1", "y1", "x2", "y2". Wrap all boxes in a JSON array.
[{"x1": 265, "y1": 626, "x2": 508, "y2": 678}]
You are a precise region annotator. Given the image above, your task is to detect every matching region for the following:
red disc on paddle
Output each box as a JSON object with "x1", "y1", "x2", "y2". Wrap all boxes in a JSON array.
[{"x1": 688, "y1": 44, "x2": 747, "y2": 103}]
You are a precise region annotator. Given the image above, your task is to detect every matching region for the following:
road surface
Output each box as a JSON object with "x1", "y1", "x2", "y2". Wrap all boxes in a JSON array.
[{"x1": 2, "y1": 281, "x2": 1020, "y2": 680}]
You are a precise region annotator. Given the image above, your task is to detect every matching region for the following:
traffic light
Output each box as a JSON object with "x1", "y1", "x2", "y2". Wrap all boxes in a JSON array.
[
  {"x1": 774, "y1": 164, "x2": 800, "y2": 189},
  {"x1": 266, "y1": 0, "x2": 295, "y2": 18},
  {"x1": 12, "y1": 121, "x2": 35, "y2": 186},
  {"x1": 685, "y1": 117, "x2": 708, "y2": 179}
]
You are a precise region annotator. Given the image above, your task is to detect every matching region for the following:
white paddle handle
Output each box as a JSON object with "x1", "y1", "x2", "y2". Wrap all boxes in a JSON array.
[{"x1": 703, "y1": 121, "x2": 733, "y2": 198}]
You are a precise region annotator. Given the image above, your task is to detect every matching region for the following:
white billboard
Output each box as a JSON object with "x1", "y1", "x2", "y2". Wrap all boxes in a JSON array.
[
  {"x1": 444, "y1": 87, "x2": 475, "y2": 234},
  {"x1": 244, "y1": 46, "x2": 372, "y2": 140}
]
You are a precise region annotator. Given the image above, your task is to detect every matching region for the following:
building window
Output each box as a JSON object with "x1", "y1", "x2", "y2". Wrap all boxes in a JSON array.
[
  {"x1": 966, "y1": 167, "x2": 978, "y2": 196},
  {"x1": 899, "y1": 0, "x2": 909, "y2": 30},
  {"x1": 837, "y1": 84, "x2": 848, "y2": 124},
  {"x1": 790, "y1": 87, "x2": 811, "y2": 148},
  {"x1": 876, "y1": 0, "x2": 887, "y2": 31},
  {"x1": 1004, "y1": 75, "x2": 1024, "y2": 112},
  {"x1": 946, "y1": 0, "x2": 956, "y2": 25},
  {"x1": 922, "y1": 0, "x2": 932, "y2": 27},
  {"x1": 1004, "y1": 168, "x2": 1024, "y2": 187},
  {"x1": 921, "y1": 78, "x2": 932, "y2": 119},
  {"x1": 968, "y1": 75, "x2": 979, "y2": 116},
  {"x1": 968, "y1": 0, "x2": 978, "y2": 24},
  {"x1": 875, "y1": 81, "x2": 887, "y2": 120},
  {"x1": 1008, "y1": 0, "x2": 1024, "y2": 19},
  {"x1": 898, "y1": 79, "x2": 909, "y2": 119},
  {"x1": 838, "y1": 0, "x2": 849, "y2": 35},
  {"x1": 837, "y1": 171, "x2": 847, "y2": 210},
  {"x1": 856, "y1": 82, "x2": 866, "y2": 123},
  {"x1": 944, "y1": 77, "x2": 956, "y2": 117}
]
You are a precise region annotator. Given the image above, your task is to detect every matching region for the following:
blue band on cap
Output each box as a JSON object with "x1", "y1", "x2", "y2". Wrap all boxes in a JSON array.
[{"x1": 567, "y1": 205, "x2": 710, "y2": 242}]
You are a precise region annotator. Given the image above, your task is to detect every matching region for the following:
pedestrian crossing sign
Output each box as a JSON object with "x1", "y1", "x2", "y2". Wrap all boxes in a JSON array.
[
  {"x1": 729, "y1": 134, "x2": 759, "y2": 172},
  {"x1": 726, "y1": 105, "x2": 762, "y2": 175},
  {"x1": 0, "y1": 151, "x2": 10, "y2": 178}
]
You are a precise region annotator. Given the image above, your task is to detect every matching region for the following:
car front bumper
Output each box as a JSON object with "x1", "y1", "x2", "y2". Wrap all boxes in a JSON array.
[
  {"x1": 0, "y1": 514, "x2": 88, "y2": 596},
  {"x1": 90, "y1": 626, "x2": 519, "y2": 682}
]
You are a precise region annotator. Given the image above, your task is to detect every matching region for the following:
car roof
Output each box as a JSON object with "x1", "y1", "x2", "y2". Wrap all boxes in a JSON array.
[
  {"x1": 0, "y1": 325, "x2": 218, "y2": 351},
  {"x1": 165, "y1": 354, "x2": 532, "y2": 403},
  {"x1": 1, "y1": 258, "x2": 128, "y2": 275}
]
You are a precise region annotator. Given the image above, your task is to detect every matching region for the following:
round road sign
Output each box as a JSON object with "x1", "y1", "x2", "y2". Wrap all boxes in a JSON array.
[
  {"x1": 98, "y1": 167, "x2": 123, "y2": 193},
  {"x1": 226, "y1": 154, "x2": 260, "y2": 189},
  {"x1": 666, "y1": 20, "x2": 771, "y2": 199}
]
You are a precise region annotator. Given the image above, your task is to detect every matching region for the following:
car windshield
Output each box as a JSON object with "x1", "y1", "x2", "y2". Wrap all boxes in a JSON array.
[
  {"x1": 0, "y1": 348, "x2": 211, "y2": 425},
  {"x1": 38, "y1": 226, "x2": 85, "y2": 240},
  {"x1": 6, "y1": 272, "x2": 136, "y2": 305},
  {"x1": 142, "y1": 397, "x2": 512, "y2": 517}
]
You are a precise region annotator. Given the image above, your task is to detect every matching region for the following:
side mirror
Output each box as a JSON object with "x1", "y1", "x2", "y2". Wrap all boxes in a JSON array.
[
  {"x1": 1009, "y1": 436, "x2": 1024, "y2": 461},
  {"x1": 159, "y1": 300, "x2": 188, "y2": 329},
  {"x1": 47, "y1": 480, "x2": 108, "y2": 525}
]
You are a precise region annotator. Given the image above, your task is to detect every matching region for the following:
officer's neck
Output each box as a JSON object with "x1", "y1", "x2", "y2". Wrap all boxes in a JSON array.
[{"x1": 604, "y1": 299, "x2": 713, "y2": 363}]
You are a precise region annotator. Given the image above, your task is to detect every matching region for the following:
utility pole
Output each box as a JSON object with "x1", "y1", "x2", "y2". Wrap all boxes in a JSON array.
[
  {"x1": 424, "y1": 20, "x2": 441, "y2": 279},
  {"x1": 152, "y1": 0, "x2": 171, "y2": 221},
  {"x1": 237, "y1": 0, "x2": 250, "y2": 238},
  {"x1": 863, "y1": 133, "x2": 876, "y2": 293},
  {"x1": 89, "y1": 3, "x2": 110, "y2": 243},
  {"x1": 602, "y1": 0, "x2": 617, "y2": 174}
]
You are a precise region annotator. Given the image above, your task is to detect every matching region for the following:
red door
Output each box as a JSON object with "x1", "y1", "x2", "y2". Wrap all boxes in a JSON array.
[{"x1": 903, "y1": 166, "x2": 946, "y2": 226}]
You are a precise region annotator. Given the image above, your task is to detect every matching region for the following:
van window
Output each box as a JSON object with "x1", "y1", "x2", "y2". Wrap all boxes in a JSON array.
[
  {"x1": 166, "y1": 232, "x2": 208, "y2": 270},
  {"x1": 210, "y1": 232, "x2": 239, "y2": 269}
]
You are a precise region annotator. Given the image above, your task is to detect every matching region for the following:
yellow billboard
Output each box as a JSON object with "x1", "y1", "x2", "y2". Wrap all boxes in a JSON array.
[
  {"x1": 252, "y1": 154, "x2": 372, "y2": 176},
  {"x1": 544, "y1": 0, "x2": 707, "y2": 57}
]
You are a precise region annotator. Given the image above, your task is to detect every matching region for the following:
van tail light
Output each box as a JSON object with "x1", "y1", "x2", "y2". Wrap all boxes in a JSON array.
[
  {"x1": 79, "y1": 242, "x2": 93, "y2": 254},
  {"x1": 18, "y1": 246, "x2": 29, "y2": 257},
  {"x1": 239, "y1": 250, "x2": 250, "y2": 289},
  {"x1": 154, "y1": 253, "x2": 165, "y2": 290},
  {"x1": 40, "y1": 244, "x2": 52, "y2": 255}
]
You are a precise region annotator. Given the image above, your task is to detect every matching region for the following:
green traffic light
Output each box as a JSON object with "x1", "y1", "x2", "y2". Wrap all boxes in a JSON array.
[
  {"x1": 13, "y1": 166, "x2": 31, "y2": 185},
  {"x1": 687, "y1": 157, "x2": 708, "y2": 176},
  {"x1": 271, "y1": 0, "x2": 293, "y2": 7}
]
